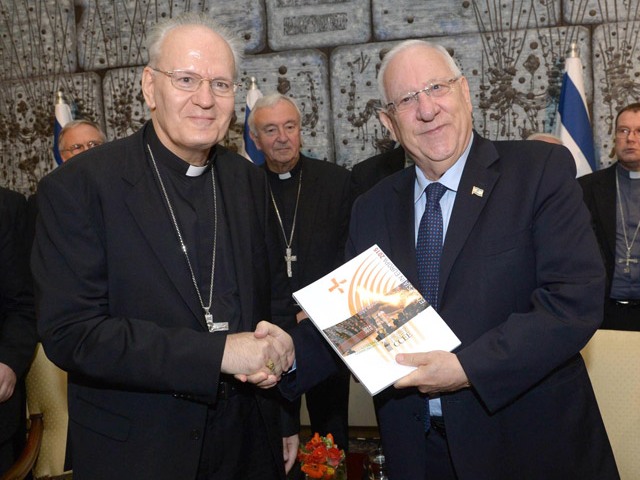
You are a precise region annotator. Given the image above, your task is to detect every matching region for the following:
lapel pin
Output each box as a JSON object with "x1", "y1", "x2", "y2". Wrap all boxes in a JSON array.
[{"x1": 472, "y1": 186, "x2": 484, "y2": 197}]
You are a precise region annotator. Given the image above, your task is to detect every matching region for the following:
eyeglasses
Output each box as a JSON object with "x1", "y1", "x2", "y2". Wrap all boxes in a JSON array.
[
  {"x1": 150, "y1": 67, "x2": 239, "y2": 97},
  {"x1": 386, "y1": 77, "x2": 460, "y2": 114},
  {"x1": 615, "y1": 127, "x2": 640, "y2": 139},
  {"x1": 60, "y1": 140, "x2": 103, "y2": 154}
]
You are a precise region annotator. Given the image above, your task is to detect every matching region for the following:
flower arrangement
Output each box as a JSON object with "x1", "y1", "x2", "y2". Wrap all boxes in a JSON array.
[{"x1": 297, "y1": 432, "x2": 346, "y2": 479}]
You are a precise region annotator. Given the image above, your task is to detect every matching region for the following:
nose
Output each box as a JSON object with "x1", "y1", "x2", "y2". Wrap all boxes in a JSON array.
[
  {"x1": 415, "y1": 91, "x2": 438, "y2": 121},
  {"x1": 191, "y1": 82, "x2": 216, "y2": 107},
  {"x1": 275, "y1": 127, "x2": 289, "y2": 143}
]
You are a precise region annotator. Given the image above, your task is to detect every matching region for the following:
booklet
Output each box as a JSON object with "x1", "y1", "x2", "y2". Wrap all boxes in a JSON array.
[{"x1": 293, "y1": 244, "x2": 461, "y2": 396}]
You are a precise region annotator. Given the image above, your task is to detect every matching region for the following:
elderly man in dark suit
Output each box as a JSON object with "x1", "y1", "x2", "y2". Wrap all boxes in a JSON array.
[
  {"x1": 579, "y1": 102, "x2": 640, "y2": 331},
  {"x1": 249, "y1": 93, "x2": 352, "y2": 460},
  {"x1": 31, "y1": 13, "x2": 295, "y2": 480},
  {"x1": 0, "y1": 186, "x2": 37, "y2": 474},
  {"x1": 282, "y1": 39, "x2": 618, "y2": 479}
]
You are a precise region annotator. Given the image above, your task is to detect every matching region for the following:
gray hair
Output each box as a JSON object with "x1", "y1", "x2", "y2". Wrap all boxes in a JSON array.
[
  {"x1": 145, "y1": 12, "x2": 244, "y2": 79},
  {"x1": 377, "y1": 40, "x2": 462, "y2": 104},
  {"x1": 58, "y1": 119, "x2": 106, "y2": 146},
  {"x1": 526, "y1": 132, "x2": 563, "y2": 144},
  {"x1": 247, "y1": 93, "x2": 302, "y2": 135}
]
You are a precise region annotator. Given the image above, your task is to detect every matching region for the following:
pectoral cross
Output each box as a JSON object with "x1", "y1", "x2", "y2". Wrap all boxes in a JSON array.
[
  {"x1": 204, "y1": 308, "x2": 228, "y2": 332},
  {"x1": 618, "y1": 251, "x2": 638, "y2": 273},
  {"x1": 285, "y1": 247, "x2": 297, "y2": 278}
]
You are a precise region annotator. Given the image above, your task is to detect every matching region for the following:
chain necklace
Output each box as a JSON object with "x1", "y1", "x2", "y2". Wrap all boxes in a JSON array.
[
  {"x1": 270, "y1": 169, "x2": 303, "y2": 278},
  {"x1": 147, "y1": 144, "x2": 227, "y2": 332},
  {"x1": 615, "y1": 170, "x2": 640, "y2": 273}
]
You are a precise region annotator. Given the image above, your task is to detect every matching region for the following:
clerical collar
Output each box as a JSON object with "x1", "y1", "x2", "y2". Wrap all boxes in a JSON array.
[
  {"x1": 264, "y1": 159, "x2": 302, "y2": 181},
  {"x1": 144, "y1": 122, "x2": 215, "y2": 177}
]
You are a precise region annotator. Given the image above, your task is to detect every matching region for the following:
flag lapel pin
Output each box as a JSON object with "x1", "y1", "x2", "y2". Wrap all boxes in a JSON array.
[{"x1": 472, "y1": 186, "x2": 484, "y2": 197}]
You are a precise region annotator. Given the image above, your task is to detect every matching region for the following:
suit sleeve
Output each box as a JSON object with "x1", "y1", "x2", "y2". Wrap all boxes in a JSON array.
[
  {"x1": 456, "y1": 146, "x2": 606, "y2": 413},
  {"x1": 0, "y1": 189, "x2": 37, "y2": 378}
]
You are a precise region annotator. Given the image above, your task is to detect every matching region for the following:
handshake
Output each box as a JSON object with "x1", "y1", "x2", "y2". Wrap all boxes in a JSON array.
[{"x1": 221, "y1": 321, "x2": 295, "y2": 389}]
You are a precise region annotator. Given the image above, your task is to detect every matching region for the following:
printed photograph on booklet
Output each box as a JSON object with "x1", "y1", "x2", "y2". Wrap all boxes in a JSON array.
[{"x1": 294, "y1": 244, "x2": 460, "y2": 395}]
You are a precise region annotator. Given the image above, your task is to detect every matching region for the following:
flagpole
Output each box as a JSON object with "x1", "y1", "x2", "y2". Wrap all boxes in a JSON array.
[
  {"x1": 53, "y1": 90, "x2": 73, "y2": 166},
  {"x1": 556, "y1": 42, "x2": 596, "y2": 177},
  {"x1": 243, "y1": 76, "x2": 265, "y2": 165}
]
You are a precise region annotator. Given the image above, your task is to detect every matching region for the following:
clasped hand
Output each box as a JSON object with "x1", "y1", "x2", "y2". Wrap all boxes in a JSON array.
[{"x1": 221, "y1": 321, "x2": 294, "y2": 388}]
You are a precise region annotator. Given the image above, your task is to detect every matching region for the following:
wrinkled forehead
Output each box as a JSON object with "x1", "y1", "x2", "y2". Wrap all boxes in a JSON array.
[
  {"x1": 160, "y1": 25, "x2": 235, "y2": 73},
  {"x1": 384, "y1": 46, "x2": 454, "y2": 93}
]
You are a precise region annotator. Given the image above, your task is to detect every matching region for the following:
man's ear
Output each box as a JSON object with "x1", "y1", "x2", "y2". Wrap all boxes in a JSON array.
[
  {"x1": 379, "y1": 110, "x2": 398, "y2": 142},
  {"x1": 141, "y1": 67, "x2": 156, "y2": 111},
  {"x1": 249, "y1": 130, "x2": 263, "y2": 151}
]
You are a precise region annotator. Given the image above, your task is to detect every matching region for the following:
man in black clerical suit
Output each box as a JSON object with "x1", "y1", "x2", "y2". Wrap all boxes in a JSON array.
[
  {"x1": 31, "y1": 13, "x2": 295, "y2": 480},
  {"x1": 0, "y1": 186, "x2": 37, "y2": 474},
  {"x1": 579, "y1": 102, "x2": 640, "y2": 331},
  {"x1": 249, "y1": 94, "x2": 352, "y2": 456}
]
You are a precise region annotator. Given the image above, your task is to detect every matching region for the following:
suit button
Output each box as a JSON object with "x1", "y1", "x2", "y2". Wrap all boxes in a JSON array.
[{"x1": 190, "y1": 429, "x2": 201, "y2": 440}]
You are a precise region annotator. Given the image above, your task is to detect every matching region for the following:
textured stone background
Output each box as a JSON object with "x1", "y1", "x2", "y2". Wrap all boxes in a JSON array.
[{"x1": 1, "y1": 0, "x2": 639, "y2": 194}]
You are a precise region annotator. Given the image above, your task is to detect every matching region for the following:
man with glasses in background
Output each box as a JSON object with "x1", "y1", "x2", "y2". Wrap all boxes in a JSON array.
[
  {"x1": 57, "y1": 119, "x2": 106, "y2": 162},
  {"x1": 580, "y1": 102, "x2": 640, "y2": 331},
  {"x1": 282, "y1": 39, "x2": 618, "y2": 479},
  {"x1": 32, "y1": 12, "x2": 295, "y2": 480}
]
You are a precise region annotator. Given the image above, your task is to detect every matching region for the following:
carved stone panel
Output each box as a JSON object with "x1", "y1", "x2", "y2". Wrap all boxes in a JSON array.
[
  {"x1": 76, "y1": 0, "x2": 266, "y2": 71},
  {"x1": 592, "y1": 20, "x2": 640, "y2": 169},
  {"x1": 0, "y1": 0, "x2": 76, "y2": 82},
  {"x1": 266, "y1": 0, "x2": 371, "y2": 51},
  {"x1": 331, "y1": 26, "x2": 592, "y2": 169},
  {"x1": 372, "y1": 0, "x2": 561, "y2": 41},
  {"x1": 236, "y1": 49, "x2": 333, "y2": 161},
  {"x1": 563, "y1": 0, "x2": 640, "y2": 25},
  {"x1": 0, "y1": 72, "x2": 103, "y2": 194},
  {"x1": 101, "y1": 49, "x2": 332, "y2": 162}
]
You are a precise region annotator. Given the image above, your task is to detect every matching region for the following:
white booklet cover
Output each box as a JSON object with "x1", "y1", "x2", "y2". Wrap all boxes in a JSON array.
[{"x1": 293, "y1": 244, "x2": 461, "y2": 395}]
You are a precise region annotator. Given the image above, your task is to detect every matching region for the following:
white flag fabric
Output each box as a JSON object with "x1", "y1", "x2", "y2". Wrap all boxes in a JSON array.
[
  {"x1": 243, "y1": 80, "x2": 265, "y2": 165},
  {"x1": 556, "y1": 54, "x2": 596, "y2": 177},
  {"x1": 53, "y1": 92, "x2": 73, "y2": 165}
]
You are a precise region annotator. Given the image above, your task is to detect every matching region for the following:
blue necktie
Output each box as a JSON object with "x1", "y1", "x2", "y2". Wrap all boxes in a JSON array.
[
  {"x1": 416, "y1": 182, "x2": 447, "y2": 431},
  {"x1": 417, "y1": 182, "x2": 447, "y2": 310}
]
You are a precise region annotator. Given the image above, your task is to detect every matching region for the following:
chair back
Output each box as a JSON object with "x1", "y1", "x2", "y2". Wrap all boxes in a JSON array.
[
  {"x1": 581, "y1": 329, "x2": 640, "y2": 479},
  {"x1": 24, "y1": 343, "x2": 69, "y2": 478}
]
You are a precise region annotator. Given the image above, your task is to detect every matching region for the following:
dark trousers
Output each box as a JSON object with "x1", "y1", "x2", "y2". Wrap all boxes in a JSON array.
[
  {"x1": 425, "y1": 418, "x2": 458, "y2": 480},
  {"x1": 197, "y1": 393, "x2": 282, "y2": 480},
  {"x1": 602, "y1": 299, "x2": 640, "y2": 331},
  {"x1": 304, "y1": 364, "x2": 351, "y2": 452}
]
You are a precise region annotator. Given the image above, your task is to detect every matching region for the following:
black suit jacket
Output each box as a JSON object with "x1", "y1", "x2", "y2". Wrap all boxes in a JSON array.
[
  {"x1": 0, "y1": 187, "x2": 37, "y2": 445},
  {"x1": 349, "y1": 146, "x2": 405, "y2": 202},
  {"x1": 578, "y1": 164, "x2": 617, "y2": 291},
  {"x1": 285, "y1": 134, "x2": 618, "y2": 479},
  {"x1": 292, "y1": 155, "x2": 351, "y2": 289},
  {"x1": 31, "y1": 124, "x2": 295, "y2": 479}
]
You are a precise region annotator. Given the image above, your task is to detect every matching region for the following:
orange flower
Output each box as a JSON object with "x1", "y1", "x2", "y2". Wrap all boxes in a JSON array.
[
  {"x1": 298, "y1": 432, "x2": 345, "y2": 479},
  {"x1": 301, "y1": 463, "x2": 327, "y2": 479}
]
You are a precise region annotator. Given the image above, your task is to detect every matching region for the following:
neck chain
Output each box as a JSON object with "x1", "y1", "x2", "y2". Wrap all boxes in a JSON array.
[
  {"x1": 270, "y1": 169, "x2": 303, "y2": 278},
  {"x1": 146, "y1": 144, "x2": 226, "y2": 332},
  {"x1": 615, "y1": 170, "x2": 640, "y2": 273}
]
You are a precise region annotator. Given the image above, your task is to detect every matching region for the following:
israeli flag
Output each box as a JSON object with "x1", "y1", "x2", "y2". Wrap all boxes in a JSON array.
[
  {"x1": 53, "y1": 91, "x2": 73, "y2": 165},
  {"x1": 556, "y1": 44, "x2": 596, "y2": 177},
  {"x1": 243, "y1": 77, "x2": 265, "y2": 165}
]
